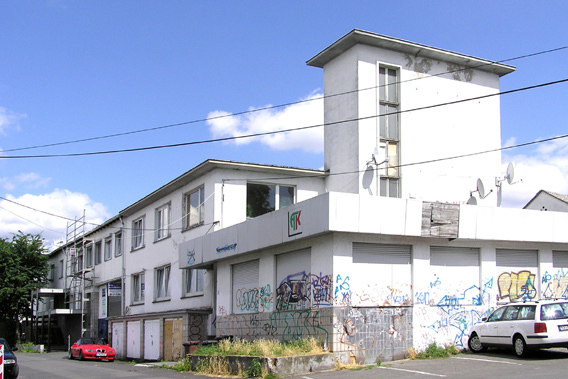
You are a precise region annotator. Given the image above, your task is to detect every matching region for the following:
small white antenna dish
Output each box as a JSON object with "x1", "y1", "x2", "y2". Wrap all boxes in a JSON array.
[
  {"x1": 468, "y1": 178, "x2": 492, "y2": 205},
  {"x1": 496, "y1": 162, "x2": 520, "y2": 207},
  {"x1": 506, "y1": 162, "x2": 515, "y2": 185}
]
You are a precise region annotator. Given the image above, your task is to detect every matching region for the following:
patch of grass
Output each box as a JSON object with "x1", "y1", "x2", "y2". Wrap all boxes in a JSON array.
[
  {"x1": 17, "y1": 342, "x2": 39, "y2": 353},
  {"x1": 246, "y1": 358, "x2": 263, "y2": 377},
  {"x1": 193, "y1": 337, "x2": 324, "y2": 358},
  {"x1": 412, "y1": 343, "x2": 460, "y2": 359},
  {"x1": 169, "y1": 357, "x2": 192, "y2": 372}
]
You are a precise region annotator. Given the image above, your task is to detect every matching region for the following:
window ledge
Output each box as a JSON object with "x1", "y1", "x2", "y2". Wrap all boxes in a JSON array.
[
  {"x1": 131, "y1": 245, "x2": 145, "y2": 252},
  {"x1": 153, "y1": 297, "x2": 171, "y2": 304},
  {"x1": 130, "y1": 301, "x2": 144, "y2": 306},
  {"x1": 181, "y1": 292, "x2": 204, "y2": 299},
  {"x1": 153, "y1": 235, "x2": 171, "y2": 244}
]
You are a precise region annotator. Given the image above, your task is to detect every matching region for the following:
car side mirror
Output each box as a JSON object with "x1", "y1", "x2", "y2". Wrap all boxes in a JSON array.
[
  {"x1": 12, "y1": 346, "x2": 18, "y2": 351},
  {"x1": 72, "y1": 343, "x2": 78, "y2": 347},
  {"x1": 481, "y1": 317, "x2": 487, "y2": 322}
]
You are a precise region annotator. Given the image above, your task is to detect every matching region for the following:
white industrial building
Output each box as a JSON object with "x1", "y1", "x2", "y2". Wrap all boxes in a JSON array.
[{"x1": 32, "y1": 29, "x2": 568, "y2": 363}]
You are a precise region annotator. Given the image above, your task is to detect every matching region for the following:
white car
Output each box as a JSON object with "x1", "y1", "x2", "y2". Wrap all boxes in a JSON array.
[{"x1": 468, "y1": 300, "x2": 568, "y2": 357}]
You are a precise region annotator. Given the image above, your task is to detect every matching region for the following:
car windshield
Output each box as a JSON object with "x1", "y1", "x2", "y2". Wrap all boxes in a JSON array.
[
  {"x1": 541, "y1": 302, "x2": 568, "y2": 320},
  {"x1": 80, "y1": 338, "x2": 106, "y2": 345}
]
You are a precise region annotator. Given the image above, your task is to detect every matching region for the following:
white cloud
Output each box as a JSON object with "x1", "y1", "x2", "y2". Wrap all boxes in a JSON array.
[
  {"x1": 0, "y1": 106, "x2": 26, "y2": 135},
  {"x1": 501, "y1": 137, "x2": 568, "y2": 208},
  {"x1": 0, "y1": 189, "x2": 110, "y2": 250},
  {"x1": 207, "y1": 92, "x2": 324, "y2": 153},
  {"x1": 0, "y1": 172, "x2": 52, "y2": 191}
]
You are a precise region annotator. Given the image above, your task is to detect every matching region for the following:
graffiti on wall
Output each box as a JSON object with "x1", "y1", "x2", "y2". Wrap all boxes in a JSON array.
[
  {"x1": 216, "y1": 309, "x2": 330, "y2": 343},
  {"x1": 235, "y1": 284, "x2": 273, "y2": 313},
  {"x1": 428, "y1": 279, "x2": 493, "y2": 347},
  {"x1": 498, "y1": 271, "x2": 536, "y2": 301},
  {"x1": 542, "y1": 269, "x2": 568, "y2": 299},
  {"x1": 276, "y1": 271, "x2": 311, "y2": 311},
  {"x1": 275, "y1": 271, "x2": 334, "y2": 310},
  {"x1": 334, "y1": 275, "x2": 351, "y2": 306}
]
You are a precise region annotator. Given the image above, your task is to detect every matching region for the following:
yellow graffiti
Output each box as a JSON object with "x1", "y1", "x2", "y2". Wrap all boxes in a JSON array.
[{"x1": 498, "y1": 271, "x2": 537, "y2": 301}]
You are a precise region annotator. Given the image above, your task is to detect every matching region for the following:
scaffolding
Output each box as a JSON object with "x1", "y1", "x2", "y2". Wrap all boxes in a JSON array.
[{"x1": 65, "y1": 211, "x2": 94, "y2": 337}]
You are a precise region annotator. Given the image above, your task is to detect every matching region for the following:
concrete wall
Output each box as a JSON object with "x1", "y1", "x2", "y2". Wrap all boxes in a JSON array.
[{"x1": 321, "y1": 43, "x2": 502, "y2": 205}]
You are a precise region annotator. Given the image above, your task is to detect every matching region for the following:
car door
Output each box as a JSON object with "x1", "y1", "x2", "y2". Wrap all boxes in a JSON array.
[
  {"x1": 496, "y1": 306, "x2": 521, "y2": 346},
  {"x1": 480, "y1": 306, "x2": 506, "y2": 345}
]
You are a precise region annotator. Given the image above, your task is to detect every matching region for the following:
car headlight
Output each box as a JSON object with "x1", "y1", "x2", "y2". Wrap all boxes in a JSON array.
[
  {"x1": 5, "y1": 359, "x2": 16, "y2": 364},
  {"x1": 85, "y1": 349, "x2": 95, "y2": 352}
]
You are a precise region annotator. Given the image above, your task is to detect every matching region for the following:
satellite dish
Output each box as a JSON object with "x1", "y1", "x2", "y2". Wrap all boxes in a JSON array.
[
  {"x1": 467, "y1": 196, "x2": 477, "y2": 205},
  {"x1": 506, "y1": 162, "x2": 515, "y2": 185},
  {"x1": 477, "y1": 179, "x2": 486, "y2": 199}
]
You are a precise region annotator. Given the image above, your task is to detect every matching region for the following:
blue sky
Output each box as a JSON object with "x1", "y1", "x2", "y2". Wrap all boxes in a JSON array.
[{"x1": 1, "y1": 1, "x2": 568, "y2": 248}]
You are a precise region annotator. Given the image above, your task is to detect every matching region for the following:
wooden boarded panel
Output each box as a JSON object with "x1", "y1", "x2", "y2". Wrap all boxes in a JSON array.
[{"x1": 421, "y1": 202, "x2": 459, "y2": 238}]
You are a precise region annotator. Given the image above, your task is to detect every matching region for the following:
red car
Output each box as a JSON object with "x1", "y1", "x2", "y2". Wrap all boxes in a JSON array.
[{"x1": 68, "y1": 338, "x2": 115, "y2": 361}]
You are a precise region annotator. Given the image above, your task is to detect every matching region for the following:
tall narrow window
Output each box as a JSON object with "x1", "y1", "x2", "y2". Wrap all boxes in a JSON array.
[
  {"x1": 378, "y1": 65, "x2": 400, "y2": 198},
  {"x1": 183, "y1": 187, "x2": 204, "y2": 230},
  {"x1": 94, "y1": 241, "x2": 102, "y2": 265},
  {"x1": 132, "y1": 217, "x2": 145, "y2": 250},
  {"x1": 114, "y1": 231, "x2": 123, "y2": 257},
  {"x1": 184, "y1": 268, "x2": 205, "y2": 296},
  {"x1": 132, "y1": 272, "x2": 145, "y2": 303},
  {"x1": 155, "y1": 203, "x2": 171, "y2": 241},
  {"x1": 85, "y1": 245, "x2": 93, "y2": 268},
  {"x1": 104, "y1": 237, "x2": 112, "y2": 261},
  {"x1": 155, "y1": 265, "x2": 171, "y2": 300}
]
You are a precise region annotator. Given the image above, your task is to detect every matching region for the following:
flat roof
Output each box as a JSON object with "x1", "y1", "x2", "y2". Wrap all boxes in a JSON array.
[{"x1": 307, "y1": 29, "x2": 515, "y2": 77}]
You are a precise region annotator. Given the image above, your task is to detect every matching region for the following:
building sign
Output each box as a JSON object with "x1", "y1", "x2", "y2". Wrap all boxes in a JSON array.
[
  {"x1": 288, "y1": 209, "x2": 303, "y2": 237},
  {"x1": 101, "y1": 287, "x2": 107, "y2": 318},
  {"x1": 108, "y1": 282, "x2": 122, "y2": 297}
]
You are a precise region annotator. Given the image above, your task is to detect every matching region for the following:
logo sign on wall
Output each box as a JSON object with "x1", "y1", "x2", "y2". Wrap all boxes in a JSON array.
[{"x1": 288, "y1": 209, "x2": 302, "y2": 237}]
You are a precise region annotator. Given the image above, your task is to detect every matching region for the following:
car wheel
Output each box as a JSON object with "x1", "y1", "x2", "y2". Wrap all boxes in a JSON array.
[
  {"x1": 468, "y1": 333, "x2": 487, "y2": 353},
  {"x1": 68, "y1": 349, "x2": 73, "y2": 359},
  {"x1": 79, "y1": 350, "x2": 84, "y2": 361},
  {"x1": 514, "y1": 335, "x2": 528, "y2": 358}
]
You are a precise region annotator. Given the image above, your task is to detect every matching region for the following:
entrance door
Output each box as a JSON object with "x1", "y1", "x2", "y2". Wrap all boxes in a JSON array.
[
  {"x1": 144, "y1": 320, "x2": 160, "y2": 360},
  {"x1": 164, "y1": 318, "x2": 183, "y2": 361},
  {"x1": 126, "y1": 321, "x2": 140, "y2": 359},
  {"x1": 112, "y1": 322, "x2": 124, "y2": 359}
]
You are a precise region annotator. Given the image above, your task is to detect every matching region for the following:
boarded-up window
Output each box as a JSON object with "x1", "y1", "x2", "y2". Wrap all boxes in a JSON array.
[
  {"x1": 276, "y1": 248, "x2": 311, "y2": 311},
  {"x1": 352, "y1": 243, "x2": 411, "y2": 306},
  {"x1": 232, "y1": 260, "x2": 259, "y2": 314},
  {"x1": 430, "y1": 247, "x2": 480, "y2": 305},
  {"x1": 496, "y1": 249, "x2": 538, "y2": 301}
]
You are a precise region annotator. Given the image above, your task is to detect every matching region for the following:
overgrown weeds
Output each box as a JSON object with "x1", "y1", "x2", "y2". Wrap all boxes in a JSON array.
[
  {"x1": 194, "y1": 337, "x2": 324, "y2": 358},
  {"x1": 408, "y1": 343, "x2": 460, "y2": 360},
  {"x1": 17, "y1": 342, "x2": 39, "y2": 353}
]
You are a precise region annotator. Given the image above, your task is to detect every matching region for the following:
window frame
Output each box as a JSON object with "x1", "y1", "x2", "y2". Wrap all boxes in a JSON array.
[
  {"x1": 183, "y1": 268, "x2": 205, "y2": 297},
  {"x1": 154, "y1": 203, "x2": 171, "y2": 241},
  {"x1": 94, "y1": 240, "x2": 102, "y2": 265},
  {"x1": 377, "y1": 63, "x2": 401, "y2": 198},
  {"x1": 246, "y1": 182, "x2": 296, "y2": 219},
  {"x1": 104, "y1": 236, "x2": 112, "y2": 261},
  {"x1": 155, "y1": 265, "x2": 171, "y2": 301},
  {"x1": 131, "y1": 216, "x2": 145, "y2": 251},
  {"x1": 85, "y1": 244, "x2": 93, "y2": 268},
  {"x1": 183, "y1": 186, "x2": 205, "y2": 230},
  {"x1": 132, "y1": 271, "x2": 145, "y2": 304},
  {"x1": 59, "y1": 259, "x2": 64, "y2": 278},
  {"x1": 114, "y1": 231, "x2": 123, "y2": 257}
]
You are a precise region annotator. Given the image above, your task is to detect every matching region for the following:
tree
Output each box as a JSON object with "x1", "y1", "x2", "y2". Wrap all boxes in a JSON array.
[{"x1": 0, "y1": 232, "x2": 49, "y2": 346}]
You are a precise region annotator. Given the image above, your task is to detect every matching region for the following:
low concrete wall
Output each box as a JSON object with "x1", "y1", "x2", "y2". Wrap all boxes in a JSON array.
[{"x1": 189, "y1": 352, "x2": 350, "y2": 376}]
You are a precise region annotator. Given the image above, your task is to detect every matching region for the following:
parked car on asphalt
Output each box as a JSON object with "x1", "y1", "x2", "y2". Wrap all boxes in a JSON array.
[
  {"x1": 468, "y1": 299, "x2": 568, "y2": 357},
  {"x1": 68, "y1": 338, "x2": 115, "y2": 361},
  {"x1": 0, "y1": 338, "x2": 19, "y2": 379}
]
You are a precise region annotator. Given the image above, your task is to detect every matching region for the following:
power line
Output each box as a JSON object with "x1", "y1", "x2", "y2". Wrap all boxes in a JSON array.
[
  {"x1": 1, "y1": 77, "x2": 567, "y2": 159},
  {"x1": 2, "y1": 130, "x2": 567, "y2": 229},
  {"x1": 3, "y1": 44, "x2": 568, "y2": 154}
]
